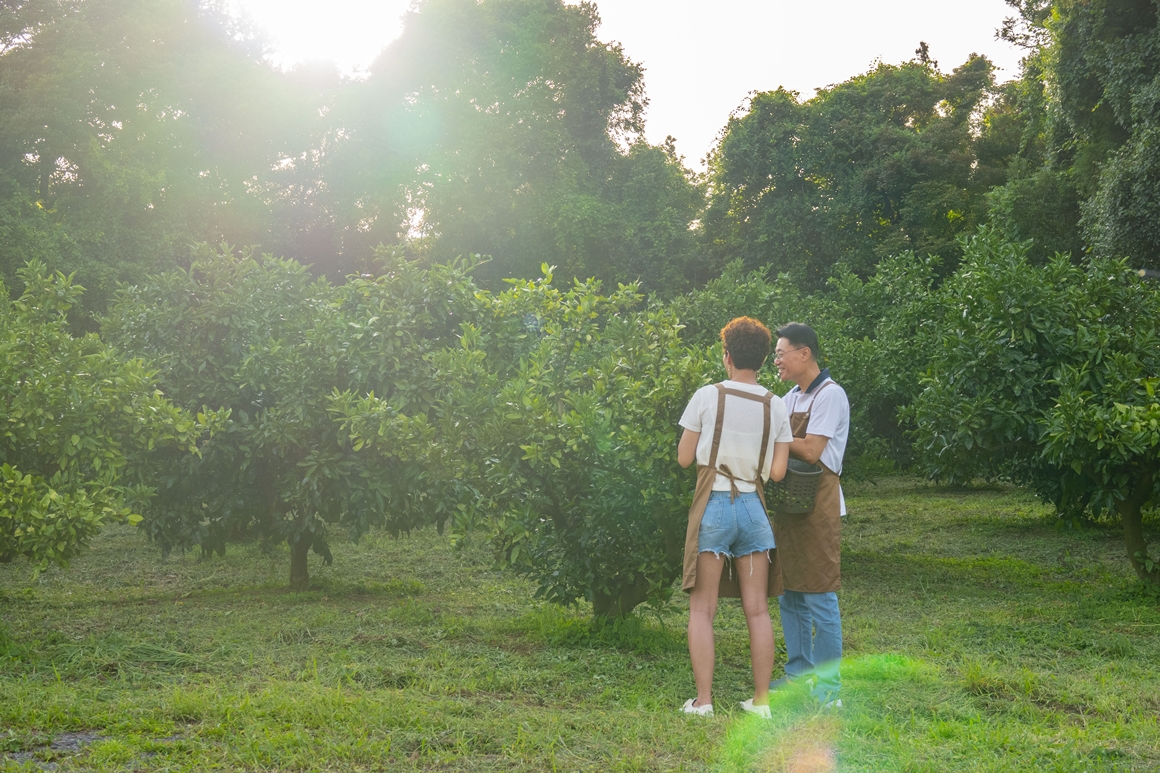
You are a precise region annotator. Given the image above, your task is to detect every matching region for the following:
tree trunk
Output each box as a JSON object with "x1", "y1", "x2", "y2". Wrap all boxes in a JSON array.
[
  {"x1": 592, "y1": 577, "x2": 651, "y2": 619},
  {"x1": 289, "y1": 536, "x2": 311, "y2": 590},
  {"x1": 1115, "y1": 465, "x2": 1160, "y2": 586}
]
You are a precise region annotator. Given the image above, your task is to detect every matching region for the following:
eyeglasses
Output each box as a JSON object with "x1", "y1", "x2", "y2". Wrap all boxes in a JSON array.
[{"x1": 773, "y1": 347, "x2": 804, "y2": 361}]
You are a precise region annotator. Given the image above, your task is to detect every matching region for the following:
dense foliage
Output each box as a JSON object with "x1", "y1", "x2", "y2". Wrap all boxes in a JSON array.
[
  {"x1": 908, "y1": 231, "x2": 1160, "y2": 584},
  {"x1": 101, "y1": 244, "x2": 479, "y2": 588},
  {"x1": 702, "y1": 54, "x2": 1019, "y2": 289},
  {"x1": 989, "y1": 0, "x2": 1160, "y2": 271},
  {"x1": 1, "y1": 262, "x2": 215, "y2": 572},
  {"x1": 340, "y1": 271, "x2": 710, "y2": 616},
  {"x1": 0, "y1": 0, "x2": 702, "y2": 309},
  {"x1": 3, "y1": 0, "x2": 1156, "y2": 297},
  {"x1": 1, "y1": 0, "x2": 1158, "y2": 605},
  {"x1": 0, "y1": 0, "x2": 334, "y2": 320},
  {"x1": 329, "y1": 0, "x2": 704, "y2": 293}
]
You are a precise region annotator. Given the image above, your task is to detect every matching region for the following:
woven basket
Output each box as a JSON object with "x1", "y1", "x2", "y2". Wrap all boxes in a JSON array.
[{"x1": 768, "y1": 459, "x2": 823, "y2": 514}]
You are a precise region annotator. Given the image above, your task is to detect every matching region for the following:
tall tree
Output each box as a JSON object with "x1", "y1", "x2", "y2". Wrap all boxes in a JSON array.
[
  {"x1": 0, "y1": 0, "x2": 336, "y2": 313},
  {"x1": 989, "y1": 0, "x2": 1160, "y2": 267},
  {"x1": 328, "y1": 0, "x2": 700, "y2": 292},
  {"x1": 702, "y1": 53, "x2": 1016, "y2": 288}
]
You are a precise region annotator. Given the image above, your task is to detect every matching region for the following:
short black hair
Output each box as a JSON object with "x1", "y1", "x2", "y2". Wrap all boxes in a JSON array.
[
  {"x1": 775, "y1": 322, "x2": 819, "y2": 360},
  {"x1": 720, "y1": 317, "x2": 772, "y2": 371}
]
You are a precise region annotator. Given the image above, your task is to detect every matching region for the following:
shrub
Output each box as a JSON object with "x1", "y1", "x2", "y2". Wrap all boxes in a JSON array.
[
  {"x1": 909, "y1": 229, "x2": 1160, "y2": 584},
  {"x1": 102, "y1": 244, "x2": 479, "y2": 588},
  {"x1": 340, "y1": 268, "x2": 708, "y2": 617},
  {"x1": 0, "y1": 262, "x2": 214, "y2": 573}
]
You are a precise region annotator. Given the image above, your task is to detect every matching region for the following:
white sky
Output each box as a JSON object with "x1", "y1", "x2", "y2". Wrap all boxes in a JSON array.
[{"x1": 231, "y1": 0, "x2": 1025, "y2": 169}]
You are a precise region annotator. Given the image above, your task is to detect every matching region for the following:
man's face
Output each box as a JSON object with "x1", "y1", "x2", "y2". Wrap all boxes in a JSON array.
[{"x1": 774, "y1": 337, "x2": 810, "y2": 382}]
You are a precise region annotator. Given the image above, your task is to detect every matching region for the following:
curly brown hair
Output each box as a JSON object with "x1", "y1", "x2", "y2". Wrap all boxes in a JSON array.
[{"x1": 720, "y1": 317, "x2": 772, "y2": 371}]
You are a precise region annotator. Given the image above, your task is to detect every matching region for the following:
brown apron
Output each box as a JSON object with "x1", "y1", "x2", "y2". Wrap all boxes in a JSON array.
[
  {"x1": 681, "y1": 384, "x2": 784, "y2": 599},
  {"x1": 773, "y1": 381, "x2": 841, "y2": 593}
]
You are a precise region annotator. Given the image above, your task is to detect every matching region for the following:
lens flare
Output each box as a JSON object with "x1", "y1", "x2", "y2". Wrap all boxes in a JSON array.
[{"x1": 713, "y1": 654, "x2": 926, "y2": 771}]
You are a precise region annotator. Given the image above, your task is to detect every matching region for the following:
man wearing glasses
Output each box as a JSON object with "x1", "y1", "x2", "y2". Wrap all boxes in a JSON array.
[{"x1": 770, "y1": 322, "x2": 849, "y2": 708}]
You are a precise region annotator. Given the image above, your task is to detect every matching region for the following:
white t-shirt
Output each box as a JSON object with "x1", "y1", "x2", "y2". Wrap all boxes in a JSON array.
[
  {"x1": 783, "y1": 377, "x2": 850, "y2": 515},
  {"x1": 679, "y1": 381, "x2": 793, "y2": 492}
]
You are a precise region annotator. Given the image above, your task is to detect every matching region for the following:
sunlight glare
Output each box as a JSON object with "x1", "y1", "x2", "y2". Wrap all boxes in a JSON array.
[
  {"x1": 227, "y1": 0, "x2": 411, "y2": 75},
  {"x1": 225, "y1": 0, "x2": 1024, "y2": 166}
]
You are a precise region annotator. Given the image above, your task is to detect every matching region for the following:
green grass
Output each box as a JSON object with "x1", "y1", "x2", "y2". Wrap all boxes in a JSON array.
[{"x1": 1, "y1": 478, "x2": 1157, "y2": 771}]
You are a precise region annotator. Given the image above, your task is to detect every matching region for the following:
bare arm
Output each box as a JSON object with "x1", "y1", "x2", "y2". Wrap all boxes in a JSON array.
[
  {"x1": 789, "y1": 434, "x2": 830, "y2": 466},
  {"x1": 678, "y1": 428, "x2": 700, "y2": 468},
  {"x1": 768, "y1": 441, "x2": 790, "y2": 482}
]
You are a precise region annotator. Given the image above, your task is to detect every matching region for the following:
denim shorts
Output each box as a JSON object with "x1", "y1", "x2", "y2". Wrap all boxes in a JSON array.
[{"x1": 697, "y1": 490, "x2": 776, "y2": 558}]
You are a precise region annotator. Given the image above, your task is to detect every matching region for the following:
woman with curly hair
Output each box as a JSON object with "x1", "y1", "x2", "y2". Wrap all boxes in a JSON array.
[{"x1": 676, "y1": 317, "x2": 792, "y2": 718}]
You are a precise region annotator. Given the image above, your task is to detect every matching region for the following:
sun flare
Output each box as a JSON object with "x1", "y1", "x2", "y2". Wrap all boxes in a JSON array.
[{"x1": 227, "y1": 0, "x2": 410, "y2": 74}]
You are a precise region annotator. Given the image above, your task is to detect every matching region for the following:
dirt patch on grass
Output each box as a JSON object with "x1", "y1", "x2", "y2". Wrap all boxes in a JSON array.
[{"x1": 3, "y1": 730, "x2": 107, "y2": 769}]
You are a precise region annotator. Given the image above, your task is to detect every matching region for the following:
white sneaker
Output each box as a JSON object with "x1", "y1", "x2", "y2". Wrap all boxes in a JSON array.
[
  {"x1": 739, "y1": 698, "x2": 772, "y2": 718},
  {"x1": 821, "y1": 698, "x2": 843, "y2": 709},
  {"x1": 681, "y1": 698, "x2": 714, "y2": 717}
]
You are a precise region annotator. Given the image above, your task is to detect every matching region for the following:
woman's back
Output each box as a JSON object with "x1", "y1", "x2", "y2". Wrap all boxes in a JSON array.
[{"x1": 679, "y1": 381, "x2": 791, "y2": 492}]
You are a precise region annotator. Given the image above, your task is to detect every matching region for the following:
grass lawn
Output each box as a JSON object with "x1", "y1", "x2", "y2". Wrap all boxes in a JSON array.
[{"x1": 1, "y1": 478, "x2": 1158, "y2": 771}]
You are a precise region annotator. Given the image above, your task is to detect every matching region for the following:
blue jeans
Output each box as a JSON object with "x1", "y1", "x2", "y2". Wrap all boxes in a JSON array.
[
  {"x1": 779, "y1": 590, "x2": 842, "y2": 700},
  {"x1": 697, "y1": 491, "x2": 776, "y2": 558}
]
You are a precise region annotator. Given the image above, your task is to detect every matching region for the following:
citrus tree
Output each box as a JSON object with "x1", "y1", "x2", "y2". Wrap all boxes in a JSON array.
[
  {"x1": 1042, "y1": 362, "x2": 1160, "y2": 587},
  {"x1": 102, "y1": 244, "x2": 479, "y2": 588},
  {"x1": 909, "y1": 230, "x2": 1160, "y2": 585},
  {"x1": 339, "y1": 268, "x2": 709, "y2": 617},
  {"x1": 1, "y1": 261, "x2": 215, "y2": 573}
]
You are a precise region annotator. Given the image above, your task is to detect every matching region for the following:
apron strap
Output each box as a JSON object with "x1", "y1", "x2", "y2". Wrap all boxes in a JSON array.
[
  {"x1": 709, "y1": 384, "x2": 774, "y2": 502},
  {"x1": 796, "y1": 379, "x2": 834, "y2": 418},
  {"x1": 758, "y1": 392, "x2": 772, "y2": 473},
  {"x1": 709, "y1": 383, "x2": 727, "y2": 470}
]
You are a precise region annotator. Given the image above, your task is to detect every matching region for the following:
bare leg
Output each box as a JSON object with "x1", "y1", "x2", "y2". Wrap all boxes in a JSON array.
[
  {"x1": 737, "y1": 550, "x2": 774, "y2": 704},
  {"x1": 688, "y1": 551, "x2": 727, "y2": 706}
]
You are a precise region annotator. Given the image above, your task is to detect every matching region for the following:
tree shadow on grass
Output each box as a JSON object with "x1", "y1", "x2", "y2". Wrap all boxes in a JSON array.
[{"x1": 501, "y1": 603, "x2": 686, "y2": 656}]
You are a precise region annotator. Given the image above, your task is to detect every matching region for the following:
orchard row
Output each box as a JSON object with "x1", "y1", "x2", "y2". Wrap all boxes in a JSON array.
[{"x1": 4, "y1": 229, "x2": 1158, "y2": 615}]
